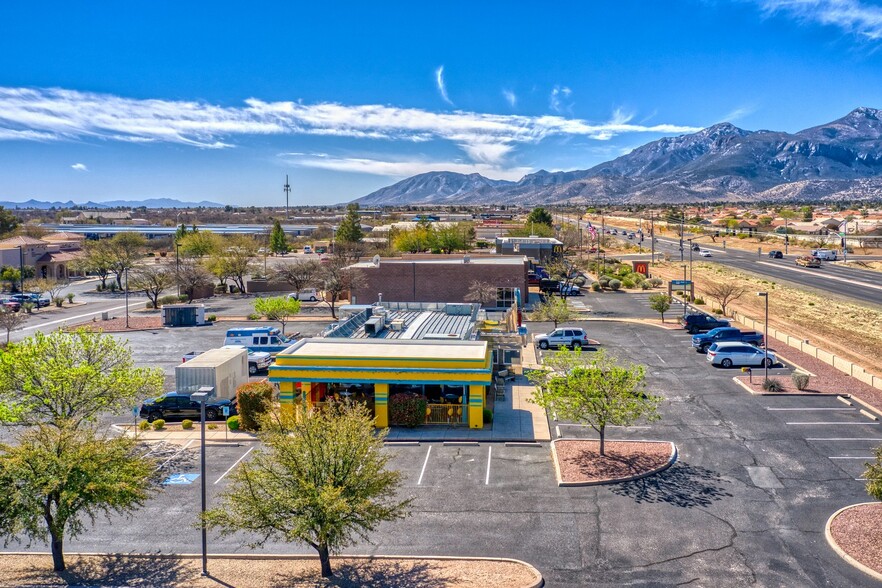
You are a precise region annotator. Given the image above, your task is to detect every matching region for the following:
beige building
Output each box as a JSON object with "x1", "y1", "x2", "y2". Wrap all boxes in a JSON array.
[{"x1": 0, "y1": 234, "x2": 85, "y2": 280}]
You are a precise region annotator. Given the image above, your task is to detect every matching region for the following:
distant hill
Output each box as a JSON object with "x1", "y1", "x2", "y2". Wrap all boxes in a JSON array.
[
  {"x1": 0, "y1": 198, "x2": 225, "y2": 210},
  {"x1": 354, "y1": 107, "x2": 882, "y2": 205}
]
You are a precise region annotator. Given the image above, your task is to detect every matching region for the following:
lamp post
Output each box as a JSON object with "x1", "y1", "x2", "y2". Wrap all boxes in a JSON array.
[
  {"x1": 687, "y1": 238, "x2": 694, "y2": 284},
  {"x1": 16, "y1": 245, "x2": 24, "y2": 293},
  {"x1": 579, "y1": 225, "x2": 583, "y2": 261},
  {"x1": 757, "y1": 292, "x2": 769, "y2": 382},
  {"x1": 124, "y1": 267, "x2": 129, "y2": 329},
  {"x1": 191, "y1": 387, "x2": 213, "y2": 577},
  {"x1": 175, "y1": 241, "x2": 181, "y2": 297},
  {"x1": 682, "y1": 264, "x2": 688, "y2": 317}
]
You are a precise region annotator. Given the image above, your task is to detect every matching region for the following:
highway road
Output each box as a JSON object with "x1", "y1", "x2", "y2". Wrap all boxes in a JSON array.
[{"x1": 578, "y1": 220, "x2": 882, "y2": 309}]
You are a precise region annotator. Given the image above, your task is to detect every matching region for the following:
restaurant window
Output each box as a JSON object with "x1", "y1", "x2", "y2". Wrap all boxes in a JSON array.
[{"x1": 495, "y1": 287, "x2": 517, "y2": 308}]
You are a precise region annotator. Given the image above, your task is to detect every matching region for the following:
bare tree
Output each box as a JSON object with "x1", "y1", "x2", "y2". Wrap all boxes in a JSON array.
[
  {"x1": 703, "y1": 282, "x2": 745, "y2": 316},
  {"x1": 320, "y1": 256, "x2": 366, "y2": 319},
  {"x1": 271, "y1": 258, "x2": 322, "y2": 293},
  {"x1": 464, "y1": 281, "x2": 498, "y2": 307},
  {"x1": 175, "y1": 260, "x2": 214, "y2": 302},
  {"x1": 130, "y1": 265, "x2": 176, "y2": 308},
  {"x1": 0, "y1": 308, "x2": 27, "y2": 344}
]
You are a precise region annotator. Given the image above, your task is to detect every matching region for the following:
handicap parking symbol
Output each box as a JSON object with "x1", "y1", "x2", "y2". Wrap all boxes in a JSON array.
[{"x1": 163, "y1": 473, "x2": 199, "y2": 486}]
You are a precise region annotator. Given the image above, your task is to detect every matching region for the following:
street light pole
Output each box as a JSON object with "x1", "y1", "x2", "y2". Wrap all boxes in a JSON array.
[
  {"x1": 16, "y1": 245, "x2": 24, "y2": 293},
  {"x1": 192, "y1": 388, "x2": 213, "y2": 577},
  {"x1": 687, "y1": 238, "x2": 694, "y2": 284},
  {"x1": 175, "y1": 241, "x2": 181, "y2": 297},
  {"x1": 650, "y1": 212, "x2": 655, "y2": 264},
  {"x1": 757, "y1": 292, "x2": 769, "y2": 381},
  {"x1": 682, "y1": 264, "x2": 688, "y2": 317},
  {"x1": 125, "y1": 267, "x2": 129, "y2": 329}
]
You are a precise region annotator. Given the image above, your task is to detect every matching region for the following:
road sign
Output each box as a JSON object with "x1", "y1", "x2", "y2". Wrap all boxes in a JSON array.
[
  {"x1": 222, "y1": 406, "x2": 230, "y2": 417},
  {"x1": 671, "y1": 280, "x2": 691, "y2": 286},
  {"x1": 132, "y1": 406, "x2": 139, "y2": 417}
]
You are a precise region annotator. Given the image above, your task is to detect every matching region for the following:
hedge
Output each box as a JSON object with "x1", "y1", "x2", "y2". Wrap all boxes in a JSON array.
[
  {"x1": 389, "y1": 393, "x2": 427, "y2": 427},
  {"x1": 236, "y1": 381, "x2": 274, "y2": 431}
]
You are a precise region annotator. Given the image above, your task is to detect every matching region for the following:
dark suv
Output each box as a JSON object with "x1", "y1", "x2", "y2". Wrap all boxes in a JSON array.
[
  {"x1": 767, "y1": 250, "x2": 783, "y2": 259},
  {"x1": 139, "y1": 393, "x2": 237, "y2": 422},
  {"x1": 679, "y1": 313, "x2": 730, "y2": 334}
]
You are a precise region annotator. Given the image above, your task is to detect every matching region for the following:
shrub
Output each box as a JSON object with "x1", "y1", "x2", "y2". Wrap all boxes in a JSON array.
[
  {"x1": 178, "y1": 294, "x2": 189, "y2": 302},
  {"x1": 157, "y1": 295, "x2": 180, "y2": 307},
  {"x1": 762, "y1": 378, "x2": 784, "y2": 392},
  {"x1": 152, "y1": 419, "x2": 166, "y2": 430},
  {"x1": 181, "y1": 419, "x2": 194, "y2": 429},
  {"x1": 694, "y1": 297, "x2": 705, "y2": 305},
  {"x1": 608, "y1": 279, "x2": 621, "y2": 291},
  {"x1": 236, "y1": 381, "x2": 274, "y2": 431},
  {"x1": 640, "y1": 280, "x2": 651, "y2": 290},
  {"x1": 389, "y1": 393, "x2": 427, "y2": 427},
  {"x1": 207, "y1": 423, "x2": 218, "y2": 430},
  {"x1": 649, "y1": 277, "x2": 663, "y2": 287},
  {"x1": 21, "y1": 302, "x2": 34, "y2": 314},
  {"x1": 138, "y1": 420, "x2": 150, "y2": 431},
  {"x1": 145, "y1": 301, "x2": 155, "y2": 309},
  {"x1": 66, "y1": 293, "x2": 74, "y2": 303},
  {"x1": 53, "y1": 297, "x2": 64, "y2": 307},
  {"x1": 214, "y1": 284, "x2": 227, "y2": 294},
  {"x1": 598, "y1": 277, "x2": 610, "y2": 289},
  {"x1": 791, "y1": 372, "x2": 810, "y2": 391},
  {"x1": 621, "y1": 277, "x2": 636, "y2": 289},
  {"x1": 591, "y1": 282, "x2": 601, "y2": 292},
  {"x1": 207, "y1": 314, "x2": 217, "y2": 322},
  {"x1": 247, "y1": 313, "x2": 261, "y2": 321},
  {"x1": 226, "y1": 415, "x2": 240, "y2": 430},
  {"x1": 483, "y1": 408, "x2": 493, "y2": 423}
]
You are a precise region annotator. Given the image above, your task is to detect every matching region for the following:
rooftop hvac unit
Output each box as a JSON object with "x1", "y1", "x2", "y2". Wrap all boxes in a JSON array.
[
  {"x1": 364, "y1": 316, "x2": 385, "y2": 335},
  {"x1": 389, "y1": 319, "x2": 406, "y2": 331}
]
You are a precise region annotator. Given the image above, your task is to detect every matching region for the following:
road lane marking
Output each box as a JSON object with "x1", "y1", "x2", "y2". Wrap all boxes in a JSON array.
[
  {"x1": 829, "y1": 456, "x2": 875, "y2": 459},
  {"x1": 417, "y1": 445, "x2": 432, "y2": 486},
  {"x1": 17, "y1": 302, "x2": 149, "y2": 333},
  {"x1": 756, "y1": 261, "x2": 882, "y2": 291},
  {"x1": 786, "y1": 422, "x2": 879, "y2": 425},
  {"x1": 485, "y1": 446, "x2": 492, "y2": 485},
  {"x1": 766, "y1": 407, "x2": 855, "y2": 411},
  {"x1": 807, "y1": 438, "x2": 882, "y2": 441},
  {"x1": 214, "y1": 446, "x2": 254, "y2": 485}
]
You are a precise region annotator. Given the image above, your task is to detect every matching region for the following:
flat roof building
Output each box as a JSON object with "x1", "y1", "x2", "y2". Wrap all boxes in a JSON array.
[{"x1": 495, "y1": 236, "x2": 563, "y2": 261}]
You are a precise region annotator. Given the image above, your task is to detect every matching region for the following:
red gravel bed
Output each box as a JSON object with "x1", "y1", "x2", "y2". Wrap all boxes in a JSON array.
[
  {"x1": 829, "y1": 502, "x2": 882, "y2": 577},
  {"x1": 67, "y1": 316, "x2": 163, "y2": 332},
  {"x1": 554, "y1": 439, "x2": 673, "y2": 484},
  {"x1": 735, "y1": 344, "x2": 882, "y2": 412}
]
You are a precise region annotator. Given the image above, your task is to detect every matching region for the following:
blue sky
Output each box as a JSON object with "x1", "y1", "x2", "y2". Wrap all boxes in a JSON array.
[{"x1": 2, "y1": 0, "x2": 882, "y2": 206}]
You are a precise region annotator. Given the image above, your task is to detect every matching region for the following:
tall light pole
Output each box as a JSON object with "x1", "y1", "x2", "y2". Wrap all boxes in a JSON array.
[
  {"x1": 175, "y1": 241, "x2": 181, "y2": 297},
  {"x1": 682, "y1": 264, "x2": 688, "y2": 317},
  {"x1": 192, "y1": 387, "x2": 213, "y2": 577},
  {"x1": 757, "y1": 292, "x2": 769, "y2": 382},
  {"x1": 283, "y1": 175, "x2": 291, "y2": 220},
  {"x1": 650, "y1": 212, "x2": 655, "y2": 264},
  {"x1": 16, "y1": 245, "x2": 24, "y2": 293},
  {"x1": 687, "y1": 238, "x2": 694, "y2": 285},
  {"x1": 124, "y1": 267, "x2": 130, "y2": 329}
]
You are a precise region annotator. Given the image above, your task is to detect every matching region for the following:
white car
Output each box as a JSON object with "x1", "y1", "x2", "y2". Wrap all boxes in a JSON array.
[
  {"x1": 558, "y1": 283, "x2": 581, "y2": 296},
  {"x1": 534, "y1": 328, "x2": 590, "y2": 350},
  {"x1": 706, "y1": 342, "x2": 775, "y2": 368},
  {"x1": 699, "y1": 249, "x2": 713, "y2": 257},
  {"x1": 287, "y1": 288, "x2": 320, "y2": 302}
]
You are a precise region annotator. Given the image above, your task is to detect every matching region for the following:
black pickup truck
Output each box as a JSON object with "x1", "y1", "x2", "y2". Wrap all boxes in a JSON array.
[
  {"x1": 679, "y1": 313, "x2": 730, "y2": 334},
  {"x1": 691, "y1": 327, "x2": 764, "y2": 354}
]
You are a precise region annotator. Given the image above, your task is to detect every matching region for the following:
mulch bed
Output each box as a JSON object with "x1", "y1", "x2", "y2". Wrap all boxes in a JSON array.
[
  {"x1": 735, "y1": 343, "x2": 882, "y2": 413},
  {"x1": 828, "y1": 502, "x2": 882, "y2": 577},
  {"x1": 0, "y1": 554, "x2": 542, "y2": 588},
  {"x1": 67, "y1": 316, "x2": 164, "y2": 333},
  {"x1": 553, "y1": 439, "x2": 673, "y2": 484}
]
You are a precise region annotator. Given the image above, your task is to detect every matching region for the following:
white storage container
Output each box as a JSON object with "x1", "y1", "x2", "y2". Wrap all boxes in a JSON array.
[{"x1": 174, "y1": 347, "x2": 248, "y2": 399}]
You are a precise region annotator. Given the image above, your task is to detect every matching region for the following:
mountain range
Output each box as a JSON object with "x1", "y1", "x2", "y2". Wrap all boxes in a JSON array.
[
  {"x1": 0, "y1": 198, "x2": 224, "y2": 210},
  {"x1": 354, "y1": 107, "x2": 882, "y2": 205}
]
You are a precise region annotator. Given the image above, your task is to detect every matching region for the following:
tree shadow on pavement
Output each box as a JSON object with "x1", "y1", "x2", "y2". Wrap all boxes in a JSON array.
[
  {"x1": 40, "y1": 555, "x2": 194, "y2": 586},
  {"x1": 609, "y1": 461, "x2": 733, "y2": 508},
  {"x1": 270, "y1": 560, "x2": 450, "y2": 588}
]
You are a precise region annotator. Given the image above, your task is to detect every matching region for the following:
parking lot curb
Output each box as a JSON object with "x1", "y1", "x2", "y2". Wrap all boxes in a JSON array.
[
  {"x1": 550, "y1": 438, "x2": 678, "y2": 487},
  {"x1": 824, "y1": 502, "x2": 882, "y2": 584},
  {"x1": 846, "y1": 394, "x2": 882, "y2": 421},
  {"x1": 0, "y1": 552, "x2": 544, "y2": 588},
  {"x1": 729, "y1": 377, "x2": 841, "y2": 397},
  {"x1": 769, "y1": 350, "x2": 817, "y2": 377}
]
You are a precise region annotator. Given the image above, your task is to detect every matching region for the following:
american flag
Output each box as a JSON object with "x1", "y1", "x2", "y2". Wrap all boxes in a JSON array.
[{"x1": 587, "y1": 224, "x2": 597, "y2": 240}]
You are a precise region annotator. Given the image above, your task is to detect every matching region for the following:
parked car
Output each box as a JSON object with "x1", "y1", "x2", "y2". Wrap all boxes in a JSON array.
[
  {"x1": 287, "y1": 288, "x2": 320, "y2": 302},
  {"x1": 9, "y1": 293, "x2": 50, "y2": 307},
  {"x1": 534, "y1": 327, "x2": 590, "y2": 350},
  {"x1": 811, "y1": 249, "x2": 837, "y2": 261},
  {"x1": 611, "y1": 229, "x2": 618, "y2": 235},
  {"x1": 796, "y1": 256, "x2": 821, "y2": 268},
  {"x1": 527, "y1": 272, "x2": 541, "y2": 286},
  {"x1": 0, "y1": 299, "x2": 21, "y2": 312},
  {"x1": 679, "y1": 313, "x2": 730, "y2": 334},
  {"x1": 706, "y1": 341, "x2": 775, "y2": 368},
  {"x1": 699, "y1": 249, "x2": 713, "y2": 257},
  {"x1": 139, "y1": 392, "x2": 237, "y2": 423},
  {"x1": 558, "y1": 283, "x2": 581, "y2": 296},
  {"x1": 692, "y1": 327, "x2": 764, "y2": 354},
  {"x1": 302, "y1": 245, "x2": 313, "y2": 254},
  {"x1": 768, "y1": 250, "x2": 783, "y2": 259}
]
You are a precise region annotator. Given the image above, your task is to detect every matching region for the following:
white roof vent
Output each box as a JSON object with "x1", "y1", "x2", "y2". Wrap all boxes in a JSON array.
[
  {"x1": 372, "y1": 254, "x2": 381, "y2": 267},
  {"x1": 463, "y1": 255, "x2": 470, "y2": 264}
]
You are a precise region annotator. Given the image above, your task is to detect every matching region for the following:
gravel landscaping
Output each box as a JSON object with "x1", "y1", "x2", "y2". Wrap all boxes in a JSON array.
[
  {"x1": 552, "y1": 439, "x2": 675, "y2": 485},
  {"x1": 68, "y1": 316, "x2": 164, "y2": 332},
  {"x1": 828, "y1": 502, "x2": 882, "y2": 578},
  {"x1": 0, "y1": 554, "x2": 542, "y2": 587}
]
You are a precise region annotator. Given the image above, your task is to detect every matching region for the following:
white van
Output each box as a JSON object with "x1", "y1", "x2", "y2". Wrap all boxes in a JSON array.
[
  {"x1": 303, "y1": 245, "x2": 313, "y2": 254},
  {"x1": 287, "y1": 288, "x2": 320, "y2": 302},
  {"x1": 811, "y1": 249, "x2": 837, "y2": 261}
]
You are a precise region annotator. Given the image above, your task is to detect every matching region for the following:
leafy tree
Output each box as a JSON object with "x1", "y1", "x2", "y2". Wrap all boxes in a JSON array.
[
  {"x1": 130, "y1": 265, "x2": 175, "y2": 308},
  {"x1": 320, "y1": 256, "x2": 366, "y2": 319},
  {"x1": 214, "y1": 235, "x2": 258, "y2": 294},
  {"x1": 271, "y1": 258, "x2": 322, "y2": 293},
  {"x1": 72, "y1": 241, "x2": 115, "y2": 289},
  {"x1": 28, "y1": 279, "x2": 67, "y2": 303},
  {"x1": 703, "y1": 282, "x2": 745, "y2": 316},
  {"x1": 526, "y1": 207, "x2": 553, "y2": 228},
  {"x1": 175, "y1": 222, "x2": 190, "y2": 241},
  {"x1": 648, "y1": 293, "x2": 672, "y2": 323},
  {"x1": 864, "y1": 445, "x2": 882, "y2": 501},
  {"x1": 178, "y1": 230, "x2": 219, "y2": 259},
  {"x1": 253, "y1": 296, "x2": 301, "y2": 335},
  {"x1": 434, "y1": 223, "x2": 473, "y2": 253},
  {"x1": 105, "y1": 233, "x2": 146, "y2": 288},
  {"x1": 0, "y1": 308, "x2": 27, "y2": 344},
  {"x1": 392, "y1": 225, "x2": 434, "y2": 253},
  {"x1": 0, "y1": 206, "x2": 19, "y2": 238},
  {"x1": 528, "y1": 349, "x2": 660, "y2": 456},
  {"x1": 336, "y1": 203, "x2": 363, "y2": 244},
  {"x1": 0, "y1": 266, "x2": 20, "y2": 291},
  {"x1": 0, "y1": 422, "x2": 156, "y2": 571},
  {"x1": 464, "y1": 280, "x2": 498, "y2": 307},
  {"x1": 269, "y1": 219, "x2": 289, "y2": 255},
  {"x1": 0, "y1": 329, "x2": 163, "y2": 428},
  {"x1": 203, "y1": 402, "x2": 411, "y2": 578},
  {"x1": 175, "y1": 259, "x2": 215, "y2": 302},
  {"x1": 507, "y1": 223, "x2": 555, "y2": 238},
  {"x1": 529, "y1": 296, "x2": 576, "y2": 329}
]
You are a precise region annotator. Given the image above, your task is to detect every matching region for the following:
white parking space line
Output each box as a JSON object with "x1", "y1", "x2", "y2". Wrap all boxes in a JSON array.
[
  {"x1": 485, "y1": 446, "x2": 492, "y2": 485},
  {"x1": 807, "y1": 438, "x2": 882, "y2": 441},
  {"x1": 786, "y1": 422, "x2": 880, "y2": 425},
  {"x1": 154, "y1": 439, "x2": 194, "y2": 471},
  {"x1": 654, "y1": 353, "x2": 667, "y2": 364},
  {"x1": 555, "y1": 425, "x2": 561, "y2": 438},
  {"x1": 214, "y1": 446, "x2": 254, "y2": 485},
  {"x1": 766, "y1": 407, "x2": 856, "y2": 411},
  {"x1": 417, "y1": 445, "x2": 432, "y2": 486},
  {"x1": 829, "y1": 456, "x2": 875, "y2": 460}
]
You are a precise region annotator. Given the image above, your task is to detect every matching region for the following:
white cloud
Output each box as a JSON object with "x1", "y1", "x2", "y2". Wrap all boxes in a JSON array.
[
  {"x1": 718, "y1": 104, "x2": 759, "y2": 123},
  {"x1": 0, "y1": 86, "x2": 702, "y2": 166},
  {"x1": 282, "y1": 153, "x2": 531, "y2": 181},
  {"x1": 549, "y1": 85, "x2": 573, "y2": 114},
  {"x1": 435, "y1": 65, "x2": 453, "y2": 105},
  {"x1": 502, "y1": 89, "x2": 517, "y2": 108},
  {"x1": 71, "y1": 163, "x2": 88, "y2": 172},
  {"x1": 753, "y1": 0, "x2": 882, "y2": 40}
]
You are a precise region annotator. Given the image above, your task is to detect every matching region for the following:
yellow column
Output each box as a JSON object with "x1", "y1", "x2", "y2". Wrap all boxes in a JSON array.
[
  {"x1": 279, "y1": 382, "x2": 295, "y2": 417},
  {"x1": 468, "y1": 384, "x2": 485, "y2": 429},
  {"x1": 374, "y1": 383, "x2": 389, "y2": 428},
  {"x1": 301, "y1": 382, "x2": 312, "y2": 409}
]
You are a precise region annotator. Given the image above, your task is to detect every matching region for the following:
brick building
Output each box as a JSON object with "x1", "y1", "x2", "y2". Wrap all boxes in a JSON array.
[{"x1": 348, "y1": 255, "x2": 528, "y2": 308}]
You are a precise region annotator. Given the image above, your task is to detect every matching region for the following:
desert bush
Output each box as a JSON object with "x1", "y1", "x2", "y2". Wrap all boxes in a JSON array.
[
  {"x1": 608, "y1": 279, "x2": 621, "y2": 291},
  {"x1": 66, "y1": 293, "x2": 74, "y2": 303},
  {"x1": 207, "y1": 314, "x2": 217, "y2": 322},
  {"x1": 138, "y1": 420, "x2": 150, "y2": 431},
  {"x1": 791, "y1": 372, "x2": 810, "y2": 391},
  {"x1": 226, "y1": 415, "x2": 240, "y2": 430},
  {"x1": 389, "y1": 393, "x2": 427, "y2": 427},
  {"x1": 762, "y1": 378, "x2": 784, "y2": 392},
  {"x1": 181, "y1": 419, "x2": 194, "y2": 429},
  {"x1": 591, "y1": 282, "x2": 601, "y2": 292},
  {"x1": 157, "y1": 295, "x2": 180, "y2": 307},
  {"x1": 621, "y1": 277, "x2": 636, "y2": 289},
  {"x1": 694, "y1": 297, "x2": 705, "y2": 305},
  {"x1": 649, "y1": 277, "x2": 663, "y2": 287},
  {"x1": 207, "y1": 423, "x2": 218, "y2": 430},
  {"x1": 53, "y1": 297, "x2": 64, "y2": 308},
  {"x1": 236, "y1": 381, "x2": 274, "y2": 431},
  {"x1": 21, "y1": 302, "x2": 34, "y2": 314},
  {"x1": 640, "y1": 280, "x2": 651, "y2": 290},
  {"x1": 152, "y1": 419, "x2": 166, "y2": 430},
  {"x1": 247, "y1": 313, "x2": 261, "y2": 321},
  {"x1": 483, "y1": 408, "x2": 493, "y2": 423}
]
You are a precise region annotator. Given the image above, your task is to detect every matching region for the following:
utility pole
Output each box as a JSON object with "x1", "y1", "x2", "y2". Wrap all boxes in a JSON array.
[
  {"x1": 283, "y1": 175, "x2": 292, "y2": 220},
  {"x1": 650, "y1": 212, "x2": 655, "y2": 264}
]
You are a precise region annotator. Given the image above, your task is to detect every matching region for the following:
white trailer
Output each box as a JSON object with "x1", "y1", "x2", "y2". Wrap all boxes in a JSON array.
[{"x1": 174, "y1": 347, "x2": 248, "y2": 400}]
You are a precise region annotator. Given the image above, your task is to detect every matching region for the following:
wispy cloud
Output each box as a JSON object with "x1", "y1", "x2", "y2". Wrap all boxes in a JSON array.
[
  {"x1": 0, "y1": 87, "x2": 702, "y2": 167},
  {"x1": 281, "y1": 153, "x2": 531, "y2": 181},
  {"x1": 70, "y1": 163, "x2": 88, "y2": 172},
  {"x1": 549, "y1": 85, "x2": 573, "y2": 114},
  {"x1": 502, "y1": 89, "x2": 517, "y2": 108},
  {"x1": 435, "y1": 65, "x2": 453, "y2": 105},
  {"x1": 752, "y1": 0, "x2": 882, "y2": 40},
  {"x1": 718, "y1": 103, "x2": 759, "y2": 123}
]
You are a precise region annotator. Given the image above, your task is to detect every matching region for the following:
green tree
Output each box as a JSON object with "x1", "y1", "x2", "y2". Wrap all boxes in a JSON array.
[
  {"x1": 269, "y1": 219, "x2": 289, "y2": 255},
  {"x1": 434, "y1": 223, "x2": 473, "y2": 253},
  {"x1": 507, "y1": 223, "x2": 555, "y2": 238},
  {"x1": 270, "y1": 258, "x2": 322, "y2": 293},
  {"x1": 528, "y1": 349, "x2": 660, "y2": 456},
  {"x1": 529, "y1": 296, "x2": 576, "y2": 329},
  {"x1": 203, "y1": 402, "x2": 411, "y2": 578},
  {"x1": 864, "y1": 445, "x2": 882, "y2": 501},
  {"x1": 0, "y1": 422, "x2": 156, "y2": 571},
  {"x1": 0, "y1": 329, "x2": 163, "y2": 428},
  {"x1": 72, "y1": 241, "x2": 115, "y2": 289},
  {"x1": 336, "y1": 203, "x2": 364, "y2": 244},
  {"x1": 178, "y1": 230, "x2": 219, "y2": 259},
  {"x1": 0, "y1": 266, "x2": 20, "y2": 291},
  {"x1": 106, "y1": 233, "x2": 146, "y2": 289},
  {"x1": 0, "y1": 206, "x2": 19, "y2": 238},
  {"x1": 215, "y1": 235, "x2": 258, "y2": 294},
  {"x1": 648, "y1": 293, "x2": 672, "y2": 323},
  {"x1": 526, "y1": 207, "x2": 553, "y2": 228},
  {"x1": 0, "y1": 308, "x2": 27, "y2": 345},
  {"x1": 253, "y1": 296, "x2": 301, "y2": 335}
]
